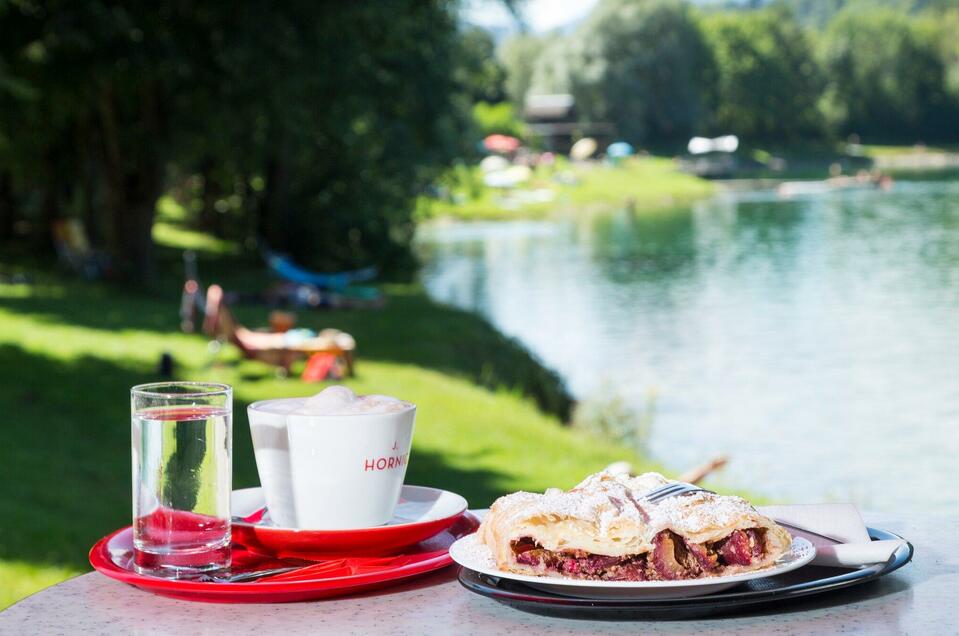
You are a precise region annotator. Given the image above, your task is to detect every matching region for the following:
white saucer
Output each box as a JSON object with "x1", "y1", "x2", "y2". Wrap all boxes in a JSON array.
[
  {"x1": 449, "y1": 533, "x2": 816, "y2": 599},
  {"x1": 232, "y1": 485, "x2": 468, "y2": 530},
  {"x1": 231, "y1": 485, "x2": 469, "y2": 558}
]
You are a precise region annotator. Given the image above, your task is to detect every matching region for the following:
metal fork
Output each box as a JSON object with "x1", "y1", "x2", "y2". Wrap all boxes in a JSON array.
[
  {"x1": 196, "y1": 566, "x2": 303, "y2": 583},
  {"x1": 641, "y1": 482, "x2": 714, "y2": 504}
]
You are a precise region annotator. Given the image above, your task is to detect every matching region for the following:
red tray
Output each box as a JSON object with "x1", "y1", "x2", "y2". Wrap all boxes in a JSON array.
[{"x1": 89, "y1": 513, "x2": 479, "y2": 603}]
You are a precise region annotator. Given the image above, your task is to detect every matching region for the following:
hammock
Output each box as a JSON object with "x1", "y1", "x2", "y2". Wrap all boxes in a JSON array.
[{"x1": 265, "y1": 251, "x2": 377, "y2": 290}]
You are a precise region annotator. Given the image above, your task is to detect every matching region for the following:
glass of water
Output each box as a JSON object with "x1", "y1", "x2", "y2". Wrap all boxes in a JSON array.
[{"x1": 131, "y1": 382, "x2": 232, "y2": 577}]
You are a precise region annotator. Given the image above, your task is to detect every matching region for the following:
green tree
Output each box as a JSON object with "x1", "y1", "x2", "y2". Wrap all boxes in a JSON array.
[
  {"x1": 526, "y1": 34, "x2": 582, "y2": 101},
  {"x1": 597, "y1": 0, "x2": 716, "y2": 142},
  {"x1": 245, "y1": 3, "x2": 470, "y2": 273},
  {"x1": 455, "y1": 27, "x2": 507, "y2": 104},
  {"x1": 913, "y1": 9, "x2": 959, "y2": 108},
  {"x1": 703, "y1": 7, "x2": 824, "y2": 141},
  {"x1": 818, "y1": 7, "x2": 956, "y2": 139},
  {"x1": 780, "y1": 0, "x2": 959, "y2": 27},
  {"x1": 527, "y1": 0, "x2": 716, "y2": 144},
  {"x1": 472, "y1": 101, "x2": 526, "y2": 138},
  {"x1": 499, "y1": 34, "x2": 546, "y2": 107},
  {"x1": 0, "y1": 1, "x2": 219, "y2": 279},
  {"x1": 0, "y1": 1, "x2": 469, "y2": 281}
]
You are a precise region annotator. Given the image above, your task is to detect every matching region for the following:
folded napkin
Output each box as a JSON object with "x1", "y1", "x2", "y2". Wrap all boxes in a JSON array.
[{"x1": 758, "y1": 503, "x2": 906, "y2": 568}]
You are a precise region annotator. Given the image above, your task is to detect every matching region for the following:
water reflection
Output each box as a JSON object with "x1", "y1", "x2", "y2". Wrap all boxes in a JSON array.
[
  {"x1": 590, "y1": 208, "x2": 698, "y2": 280},
  {"x1": 416, "y1": 182, "x2": 959, "y2": 512}
]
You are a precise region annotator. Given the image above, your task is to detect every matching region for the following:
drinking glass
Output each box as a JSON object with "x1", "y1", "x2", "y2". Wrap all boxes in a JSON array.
[{"x1": 131, "y1": 382, "x2": 232, "y2": 577}]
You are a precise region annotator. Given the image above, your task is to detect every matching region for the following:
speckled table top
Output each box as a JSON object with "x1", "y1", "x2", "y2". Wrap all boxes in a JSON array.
[{"x1": 1, "y1": 512, "x2": 953, "y2": 635}]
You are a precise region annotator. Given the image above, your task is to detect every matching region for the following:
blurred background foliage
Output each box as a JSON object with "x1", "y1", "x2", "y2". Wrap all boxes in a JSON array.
[
  {"x1": 818, "y1": 7, "x2": 956, "y2": 139},
  {"x1": 2, "y1": 0, "x2": 959, "y2": 284},
  {"x1": 529, "y1": 0, "x2": 716, "y2": 143},
  {"x1": 506, "y1": 0, "x2": 959, "y2": 146},
  {"x1": 702, "y1": 6, "x2": 823, "y2": 141},
  {"x1": 0, "y1": 0, "x2": 473, "y2": 281}
]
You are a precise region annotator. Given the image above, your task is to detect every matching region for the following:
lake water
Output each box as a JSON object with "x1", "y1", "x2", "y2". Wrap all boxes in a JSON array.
[{"x1": 416, "y1": 181, "x2": 959, "y2": 512}]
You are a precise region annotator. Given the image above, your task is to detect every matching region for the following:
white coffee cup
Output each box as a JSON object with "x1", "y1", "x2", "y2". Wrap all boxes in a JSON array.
[{"x1": 247, "y1": 392, "x2": 416, "y2": 529}]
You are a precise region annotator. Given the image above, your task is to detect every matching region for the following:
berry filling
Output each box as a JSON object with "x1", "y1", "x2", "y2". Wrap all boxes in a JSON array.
[{"x1": 510, "y1": 528, "x2": 767, "y2": 581}]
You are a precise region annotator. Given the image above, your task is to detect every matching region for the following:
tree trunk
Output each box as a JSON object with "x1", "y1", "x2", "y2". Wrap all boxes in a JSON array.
[
  {"x1": 126, "y1": 186, "x2": 157, "y2": 283},
  {"x1": 97, "y1": 80, "x2": 163, "y2": 283},
  {"x1": 107, "y1": 170, "x2": 158, "y2": 283},
  {"x1": 260, "y1": 153, "x2": 289, "y2": 250},
  {"x1": 98, "y1": 83, "x2": 125, "y2": 270},
  {"x1": 77, "y1": 120, "x2": 102, "y2": 249},
  {"x1": 0, "y1": 172, "x2": 13, "y2": 243},
  {"x1": 198, "y1": 158, "x2": 224, "y2": 238},
  {"x1": 40, "y1": 152, "x2": 62, "y2": 254}
]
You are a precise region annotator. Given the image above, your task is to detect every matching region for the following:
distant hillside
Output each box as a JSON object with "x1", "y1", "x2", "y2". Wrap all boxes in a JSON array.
[
  {"x1": 468, "y1": 0, "x2": 959, "y2": 44},
  {"x1": 694, "y1": 0, "x2": 959, "y2": 26}
]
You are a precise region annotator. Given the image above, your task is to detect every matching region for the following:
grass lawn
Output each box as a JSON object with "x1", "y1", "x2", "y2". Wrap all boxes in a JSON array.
[
  {"x1": 859, "y1": 143, "x2": 959, "y2": 157},
  {"x1": 0, "y1": 240, "x2": 662, "y2": 608},
  {"x1": 416, "y1": 156, "x2": 714, "y2": 221},
  {"x1": 735, "y1": 142, "x2": 959, "y2": 180}
]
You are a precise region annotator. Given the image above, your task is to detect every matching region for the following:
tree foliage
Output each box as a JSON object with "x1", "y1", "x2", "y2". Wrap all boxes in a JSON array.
[
  {"x1": 4, "y1": 0, "x2": 959, "y2": 282},
  {"x1": 527, "y1": 0, "x2": 715, "y2": 144},
  {"x1": 499, "y1": 34, "x2": 546, "y2": 107},
  {"x1": 505, "y1": 0, "x2": 959, "y2": 145},
  {"x1": 818, "y1": 7, "x2": 959, "y2": 139},
  {"x1": 455, "y1": 27, "x2": 507, "y2": 104},
  {"x1": 0, "y1": 1, "x2": 469, "y2": 281},
  {"x1": 779, "y1": 0, "x2": 959, "y2": 27},
  {"x1": 472, "y1": 101, "x2": 526, "y2": 138},
  {"x1": 702, "y1": 6, "x2": 824, "y2": 140}
]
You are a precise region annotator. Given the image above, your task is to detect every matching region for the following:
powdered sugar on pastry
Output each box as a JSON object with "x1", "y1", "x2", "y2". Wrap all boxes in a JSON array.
[
  {"x1": 480, "y1": 471, "x2": 658, "y2": 556},
  {"x1": 479, "y1": 470, "x2": 792, "y2": 580},
  {"x1": 647, "y1": 491, "x2": 768, "y2": 543},
  {"x1": 493, "y1": 470, "x2": 664, "y2": 540}
]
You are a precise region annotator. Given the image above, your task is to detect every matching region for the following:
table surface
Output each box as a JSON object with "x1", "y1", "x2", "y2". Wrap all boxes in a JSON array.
[{"x1": 2, "y1": 512, "x2": 955, "y2": 636}]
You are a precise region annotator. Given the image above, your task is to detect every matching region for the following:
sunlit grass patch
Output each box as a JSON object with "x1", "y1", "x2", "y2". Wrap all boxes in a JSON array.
[
  {"x1": 0, "y1": 561, "x2": 82, "y2": 610},
  {"x1": 416, "y1": 156, "x2": 714, "y2": 221},
  {"x1": 153, "y1": 196, "x2": 239, "y2": 254}
]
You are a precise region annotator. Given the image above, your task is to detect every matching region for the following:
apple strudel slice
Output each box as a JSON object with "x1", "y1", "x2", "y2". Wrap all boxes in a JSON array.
[{"x1": 479, "y1": 471, "x2": 791, "y2": 582}]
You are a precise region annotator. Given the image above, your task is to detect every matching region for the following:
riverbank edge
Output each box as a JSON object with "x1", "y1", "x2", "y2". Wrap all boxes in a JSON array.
[
  {"x1": 414, "y1": 146, "x2": 959, "y2": 223},
  {"x1": 415, "y1": 156, "x2": 717, "y2": 222}
]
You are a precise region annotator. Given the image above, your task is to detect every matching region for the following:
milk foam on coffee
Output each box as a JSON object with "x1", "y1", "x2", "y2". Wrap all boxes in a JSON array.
[{"x1": 292, "y1": 386, "x2": 411, "y2": 416}]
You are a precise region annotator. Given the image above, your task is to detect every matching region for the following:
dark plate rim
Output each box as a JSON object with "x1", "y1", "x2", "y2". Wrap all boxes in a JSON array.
[{"x1": 458, "y1": 526, "x2": 913, "y2": 610}]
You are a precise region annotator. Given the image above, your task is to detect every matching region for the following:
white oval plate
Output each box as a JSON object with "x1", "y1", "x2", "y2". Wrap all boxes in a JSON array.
[{"x1": 449, "y1": 534, "x2": 816, "y2": 599}]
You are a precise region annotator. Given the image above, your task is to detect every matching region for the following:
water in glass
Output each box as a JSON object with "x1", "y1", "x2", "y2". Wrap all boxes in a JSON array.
[{"x1": 132, "y1": 404, "x2": 231, "y2": 576}]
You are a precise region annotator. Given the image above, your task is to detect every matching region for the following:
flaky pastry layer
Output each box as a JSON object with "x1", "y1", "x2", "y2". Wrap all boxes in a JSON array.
[{"x1": 479, "y1": 471, "x2": 792, "y2": 581}]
